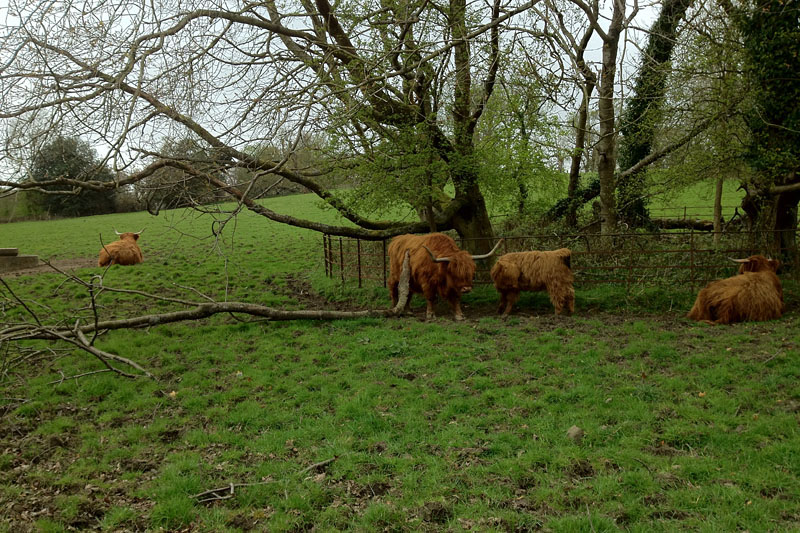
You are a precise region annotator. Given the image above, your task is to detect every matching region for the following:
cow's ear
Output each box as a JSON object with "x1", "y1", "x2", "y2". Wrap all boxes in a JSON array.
[
  {"x1": 133, "y1": 233, "x2": 140, "y2": 240},
  {"x1": 769, "y1": 258, "x2": 781, "y2": 272}
]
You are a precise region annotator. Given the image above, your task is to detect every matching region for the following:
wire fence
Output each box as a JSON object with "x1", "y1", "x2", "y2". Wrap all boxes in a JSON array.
[
  {"x1": 323, "y1": 229, "x2": 800, "y2": 292},
  {"x1": 647, "y1": 205, "x2": 738, "y2": 221}
]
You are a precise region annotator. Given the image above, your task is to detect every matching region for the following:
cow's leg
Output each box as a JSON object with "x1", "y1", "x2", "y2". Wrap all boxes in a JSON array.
[
  {"x1": 449, "y1": 297, "x2": 465, "y2": 321},
  {"x1": 425, "y1": 299, "x2": 437, "y2": 320},
  {"x1": 389, "y1": 280, "x2": 399, "y2": 308},
  {"x1": 422, "y1": 285, "x2": 438, "y2": 320},
  {"x1": 497, "y1": 292, "x2": 507, "y2": 314},
  {"x1": 501, "y1": 291, "x2": 519, "y2": 316}
]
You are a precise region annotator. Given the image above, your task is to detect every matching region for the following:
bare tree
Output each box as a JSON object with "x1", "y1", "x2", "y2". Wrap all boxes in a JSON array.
[{"x1": 0, "y1": 0, "x2": 551, "y2": 251}]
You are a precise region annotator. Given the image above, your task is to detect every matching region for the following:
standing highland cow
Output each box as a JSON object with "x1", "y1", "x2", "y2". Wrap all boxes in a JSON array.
[
  {"x1": 687, "y1": 255, "x2": 783, "y2": 325},
  {"x1": 98, "y1": 229, "x2": 144, "y2": 267},
  {"x1": 388, "y1": 233, "x2": 502, "y2": 320},
  {"x1": 491, "y1": 248, "x2": 575, "y2": 316}
]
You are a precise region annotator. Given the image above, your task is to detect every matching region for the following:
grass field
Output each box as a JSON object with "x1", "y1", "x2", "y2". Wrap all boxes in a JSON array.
[{"x1": 1, "y1": 193, "x2": 799, "y2": 532}]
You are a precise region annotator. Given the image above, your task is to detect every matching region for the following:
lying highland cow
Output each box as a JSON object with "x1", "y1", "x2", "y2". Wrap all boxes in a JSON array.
[
  {"x1": 98, "y1": 229, "x2": 144, "y2": 267},
  {"x1": 687, "y1": 255, "x2": 783, "y2": 325},
  {"x1": 388, "y1": 233, "x2": 502, "y2": 320},
  {"x1": 490, "y1": 248, "x2": 575, "y2": 316}
]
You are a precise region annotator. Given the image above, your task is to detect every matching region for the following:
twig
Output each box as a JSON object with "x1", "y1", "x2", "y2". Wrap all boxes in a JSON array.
[
  {"x1": 762, "y1": 350, "x2": 780, "y2": 364},
  {"x1": 48, "y1": 368, "x2": 113, "y2": 385},
  {"x1": 75, "y1": 329, "x2": 154, "y2": 379},
  {"x1": 0, "y1": 277, "x2": 41, "y2": 326},
  {"x1": 586, "y1": 503, "x2": 597, "y2": 533},
  {"x1": 298, "y1": 456, "x2": 337, "y2": 476},
  {"x1": 190, "y1": 456, "x2": 338, "y2": 503},
  {"x1": 633, "y1": 457, "x2": 654, "y2": 475}
]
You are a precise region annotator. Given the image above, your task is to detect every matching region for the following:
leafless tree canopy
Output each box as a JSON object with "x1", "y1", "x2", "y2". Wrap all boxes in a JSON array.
[{"x1": 0, "y1": 1, "x2": 745, "y2": 240}]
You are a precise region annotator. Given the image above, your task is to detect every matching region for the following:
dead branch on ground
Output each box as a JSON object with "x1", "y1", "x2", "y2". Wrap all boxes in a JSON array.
[{"x1": 1, "y1": 251, "x2": 413, "y2": 381}]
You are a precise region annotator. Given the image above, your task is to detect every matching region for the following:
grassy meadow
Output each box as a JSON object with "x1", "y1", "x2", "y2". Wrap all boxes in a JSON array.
[{"x1": 1, "y1": 191, "x2": 799, "y2": 532}]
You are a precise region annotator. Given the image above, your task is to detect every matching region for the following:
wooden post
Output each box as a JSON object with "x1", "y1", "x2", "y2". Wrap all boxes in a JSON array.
[
  {"x1": 323, "y1": 235, "x2": 329, "y2": 277},
  {"x1": 382, "y1": 239, "x2": 387, "y2": 288},
  {"x1": 356, "y1": 239, "x2": 362, "y2": 288},
  {"x1": 689, "y1": 229, "x2": 695, "y2": 292},
  {"x1": 339, "y1": 237, "x2": 344, "y2": 283}
]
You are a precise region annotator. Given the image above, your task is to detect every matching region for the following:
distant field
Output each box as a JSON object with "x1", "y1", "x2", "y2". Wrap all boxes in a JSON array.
[
  {"x1": 1, "y1": 192, "x2": 799, "y2": 532},
  {"x1": 649, "y1": 180, "x2": 744, "y2": 221}
]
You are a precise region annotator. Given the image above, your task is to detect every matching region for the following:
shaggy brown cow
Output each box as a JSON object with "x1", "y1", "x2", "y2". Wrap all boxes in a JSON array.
[
  {"x1": 98, "y1": 229, "x2": 144, "y2": 267},
  {"x1": 388, "y1": 233, "x2": 502, "y2": 320},
  {"x1": 490, "y1": 248, "x2": 575, "y2": 316},
  {"x1": 687, "y1": 255, "x2": 783, "y2": 325}
]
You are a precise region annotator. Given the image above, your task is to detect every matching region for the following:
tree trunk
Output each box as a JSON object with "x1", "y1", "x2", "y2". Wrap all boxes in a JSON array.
[
  {"x1": 742, "y1": 181, "x2": 800, "y2": 260},
  {"x1": 616, "y1": 0, "x2": 694, "y2": 227},
  {"x1": 773, "y1": 189, "x2": 800, "y2": 259},
  {"x1": 451, "y1": 182, "x2": 496, "y2": 254},
  {"x1": 597, "y1": 3, "x2": 624, "y2": 235},
  {"x1": 566, "y1": 80, "x2": 595, "y2": 228}
]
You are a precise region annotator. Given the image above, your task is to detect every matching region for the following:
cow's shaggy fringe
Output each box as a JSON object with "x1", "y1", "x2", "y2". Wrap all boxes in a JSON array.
[
  {"x1": 98, "y1": 232, "x2": 144, "y2": 267},
  {"x1": 388, "y1": 233, "x2": 477, "y2": 320},
  {"x1": 490, "y1": 248, "x2": 575, "y2": 316},
  {"x1": 687, "y1": 255, "x2": 783, "y2": 325}
]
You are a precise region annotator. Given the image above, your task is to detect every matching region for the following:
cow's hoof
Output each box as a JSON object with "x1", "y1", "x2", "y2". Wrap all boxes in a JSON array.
[{"x1": 454, "y1": 315, "x2": 465, "y2": 321}]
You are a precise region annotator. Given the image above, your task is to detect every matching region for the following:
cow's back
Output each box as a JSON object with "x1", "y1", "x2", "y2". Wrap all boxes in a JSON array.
[
  {"x1": 98, "y1": 237, "x2": 143, "y2": 267},
  {"x1": 688, "y1": 270, "x2": 783, "y2": 324}
]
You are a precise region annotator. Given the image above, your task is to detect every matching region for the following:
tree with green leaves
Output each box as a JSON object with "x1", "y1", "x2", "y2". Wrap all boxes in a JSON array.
[
  {"x1": 734, "y1": 0, "x2": 800, "y2": 253},
  {"x1": 616, "y1": 0, "x2": 695, "y2": 228},
  {"x1": 28, "y1": 135, "x2": 117, "y2": 218}
]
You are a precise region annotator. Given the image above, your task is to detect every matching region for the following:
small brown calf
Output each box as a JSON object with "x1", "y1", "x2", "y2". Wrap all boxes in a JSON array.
[{"x1": 491, "y1": 248, "x2": 575, "y2": 316}]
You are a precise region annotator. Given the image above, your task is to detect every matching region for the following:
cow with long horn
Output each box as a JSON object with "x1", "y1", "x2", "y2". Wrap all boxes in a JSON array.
[
  {"x1": 387, "y1": 233, "x2": 502, "y2": 320},
  {"x1": 98, "y1": 228, "x2": 145, "y2": 267},
  {"x1": 687, "y1": 255, "x2": 784, "y2": 325}
]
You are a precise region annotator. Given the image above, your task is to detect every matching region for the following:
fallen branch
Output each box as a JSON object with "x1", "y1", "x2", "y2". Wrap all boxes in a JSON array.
[
  {"x1": 2, "y1": 251, "x2": 415, "y2": 381},
  {"x1": 9, "y1": 251, "x2": 416, "y2": 342},
  {"x1": 652, "y1": 218, "x2": 715, "y2": 231}
]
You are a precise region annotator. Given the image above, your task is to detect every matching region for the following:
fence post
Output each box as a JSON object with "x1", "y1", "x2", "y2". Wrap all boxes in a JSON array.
[
  {"x1": 690, "y1": 229, "x2": 695, "y2": 292},
  {"x1": 339, "y1": 237, "x2": 344, "y2": 283},
  {"x1": 627, "y1": 235, "x2": 633, "y2": 293},
  {"x1": 357, "y1": 238, "x2": 362, "y2": 288},
  {"x1": 323, "y1": 234, "x2": 329, "y2": 278},
  {"x1": 382, "y1": 239, "x2": 387, "y2": 288}
]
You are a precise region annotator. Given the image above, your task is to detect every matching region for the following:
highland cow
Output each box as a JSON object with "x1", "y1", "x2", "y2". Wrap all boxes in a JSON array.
[
  {"x1": 98, "y1": 229, "x2": 144, "y2": 267},
  {"x1": 687, "y1": 255, "x2": 783, "y2": 325},
  {"x1": 388, "y1": 233, "x2": 502, "y2": 320},
  {"x1": 490, "y1": 248, "x2": 575, "y2": 316}
]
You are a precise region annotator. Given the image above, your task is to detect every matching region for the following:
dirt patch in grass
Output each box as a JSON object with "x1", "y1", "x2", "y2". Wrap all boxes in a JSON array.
[{"x1": 1, "y1": 257, "x2": 97, "y2": 277}]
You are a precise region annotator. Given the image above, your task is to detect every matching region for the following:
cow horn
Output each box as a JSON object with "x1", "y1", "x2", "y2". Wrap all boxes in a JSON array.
[
  {"x1": 471, "y1": 238, "x2": 504, "y2": 260},
  {"x1": 423, "y1": 245, "x2": 451, "y2": 263},
  {"x1": 729, "y1": 257, "x2": 750, "y2": 263},
  {"x1": 113, "y1": 227, "x2": 122, "y2": 235},
  {"x1": 135, "y1": 228, "x2": 145, "y2": 235}
]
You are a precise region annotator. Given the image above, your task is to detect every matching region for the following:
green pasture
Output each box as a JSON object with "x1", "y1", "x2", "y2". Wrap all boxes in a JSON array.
[{"x1": 1, "y1": 193, "x2": 798, "y2": 532}]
